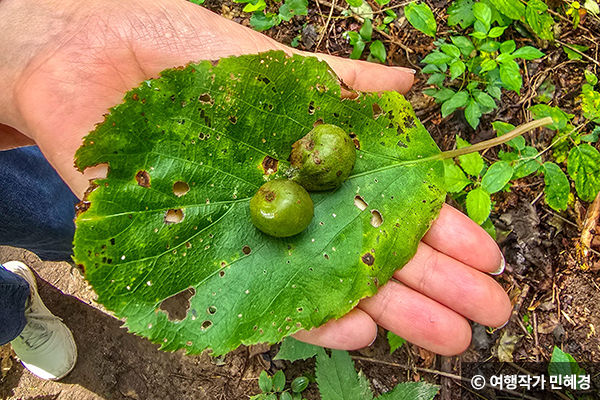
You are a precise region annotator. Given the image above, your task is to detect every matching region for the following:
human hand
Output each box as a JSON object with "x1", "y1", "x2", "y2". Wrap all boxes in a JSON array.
[{"x1": 0, "y1": 0, "x2": 511, "y2": 355}]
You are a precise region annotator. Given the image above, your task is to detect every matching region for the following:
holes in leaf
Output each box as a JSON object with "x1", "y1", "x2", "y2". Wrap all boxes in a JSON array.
[
  {"x1": 313, "y1": 118, "x2": 323, "y2": 127},
  {"x1": 158, "y1": 287, "x2": 195, "y2": 322},
  {"x1": 256, "y1": 75, "x2": 271, "y2": 85},
  {"x1": 164, "y1": 209, "x2": 184, "y2": 224},
  {"x1": 370, "y1": 210, "x2": 383, "y2": 227},
  {"x1": 308, "y1": 101, "x2": 315, "y2": 115},
  {"x1": 201, "y1": 320, "x2": 213, "y2": 330},
  {"x1": 397, "y1": 140, "x2": 408, "y2": 148},
  {"x1": 207, "y1": 306, "x2": 217, "y2": 315},
  {"x1": 372, "y1": 103, "x2": 383, "y2": 119},
  {"x1": 262, "y1": 156, "x2": 279, "y2": 175},
  {"x1": 172, "y1": 181, "x2": 190, "y2": 197},
  {"x1": 323, "y1": 254, "x2": 329, "y2": 260},
  {"x1": 135, "y1": 170, "x2": 151, "y2": 188},
  {"x1": 242, "y1": 245, "x2": 251, "y2": 255},
  {"x1": 198, "y1": 93, "x2": 213, "y2": 104},
  {"x1": 354, "y1": 195, "x2": 368, "y2": 211},
  {"x1": 219, "y1": 270, "x2": 225, "y2": 278},
  {"x1": 228, "y1": 115, "x2": 237, "y2": 124}
]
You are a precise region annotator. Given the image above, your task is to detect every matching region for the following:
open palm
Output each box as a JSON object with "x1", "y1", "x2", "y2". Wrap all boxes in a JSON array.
[{"x1": 0, "y1": 0, "x2": 511, "y2": 355}]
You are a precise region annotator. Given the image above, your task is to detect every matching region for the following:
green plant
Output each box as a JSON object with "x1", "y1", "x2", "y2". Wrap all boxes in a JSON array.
[
  {"x1": 343, "y1": 17, "x2": 387, "y2": 63},
  {"x1": 387, "y1": 331, "x2": 406, "y2": 354},
  {"x1": 271, "y1": 337, "x2": 440, "y2": 400},
  {"x1": 289, "y1": 124, "x2": 356, "y2": 191},
  {"x1": 548, "y1": 346, "x2": 590, "y2": 393},
  {"x1": 234, "y1": 0, "x2": 308, "y2": 31},
  {"x1": 422, "y1": 1, "x2": 545, "y2": 128},
  {"x1": 252, "y1": 370, "x2": 308, "y2": 400},
  {"x1": 405, "y1": 2, "x2": 437, "y2": 37},
  {"x1": 250, "y1": 179, "x2": 314, "y2": 237}
]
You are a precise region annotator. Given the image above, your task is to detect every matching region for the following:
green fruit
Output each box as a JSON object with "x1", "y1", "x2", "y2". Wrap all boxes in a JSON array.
[
  {"x1": 250, "y1": 179, "x2": 314, "y2": 237},
  {"x1": 290, "y1": 124, "x2": 356, "y2": 191},
  {"x1": 291, "y1": 376, "x2": 309, "y2": 393}
]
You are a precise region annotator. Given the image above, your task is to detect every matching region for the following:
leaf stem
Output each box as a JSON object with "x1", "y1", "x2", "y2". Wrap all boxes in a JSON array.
[{"x1": 437, "y1": 116, "x2": 554, "y2": 160}]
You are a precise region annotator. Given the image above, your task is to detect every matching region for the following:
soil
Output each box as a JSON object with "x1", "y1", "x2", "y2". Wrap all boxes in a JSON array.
[{"x1": 2, "y1": 1, "x2": 600, "y2": 399}]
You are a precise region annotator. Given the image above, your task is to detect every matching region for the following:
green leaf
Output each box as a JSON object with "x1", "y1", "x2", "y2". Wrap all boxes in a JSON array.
[
  {"x1": 376, "y1": 381, "x2": 440, "y2": 400},
  {"x1": 481, "y1": 161, "x2": 513, "y2": 193},
  {"x1": 405, "y1": 2, "x2": 437, "y2": 37},
  {"x1": 344, "y1": 31, "x2": 361, "y2": 46},
  {"x1": 421, "y1": 64, "x2": 440, "y2": 74},
  {"x1": 548, "y1": 346, "x2": 587, "y2": 390},
  {"x1": 360, "y1": 18, "x2": 373, "y2": 42},
  {"x1": 387, "y1": 331, "x2": 407, "y2": 354},
  {"x1": 499, "y1": 40, "x2": 516, "y2": 54},
  {"x1": 466, "y1": 188, "x2": 492, "y2": 225},
  {"x1": 316, "y1": 348, "x2": 374, "y2": 400},
  {"x1": 526, "y1": 0, "x2": 554, "y2": 41},
  {"x1": 567, "y1": 144, "x2": 600, "y2": 202},
  {"x1": 350, "y1": 40, "x2": 366, "y2": 59},
  {"x1": 581, "y1": 84, "x2": 600, "y2": 123},
  {"x1": 563, "y1": 44, "x2": 589, "y2": 61},
  {"x1": 448, "y1": 0, "x2": 476, "y2": 29},
  {"x1": 260, "y1": 370, "x2": 274, "y2": 392},
  {"x1": 512, "y1": 46, "x2": 545, "y2": 60},
  {"x1": 422, "y1": 51, "x2": 453, "y2": 65},
  {"x1": 542, "y1": 162, "x2": 569, "y2": 211},
  {"x1": 291, "y1": 376, "x2": 309, "y2": 393},
  {"x1": 280, "y1": 392, "x2": 293, "y2": 400},
  {"x1": 456, "y1": 136, "x2": 485, "y2": 176},
  {"x1": 470, "y1": 31, "x2": 488, "y2": 40},
  {"x1": 449, "y1": 59, "x2": 466, "y2": 80},
  {"x1": 487, "y1": 85, "x2": 502, "y2": 99},
  {"x1": 480, "y1": 59, "x2": 498, "y2": 72},
  {"x1": 444, "y1": 160, "x2": 472, "y2": 193},
  {"x1": 189, "y1": 0, "x2": 206, "y2": 5},
  {"x1": 486, "y1": 0, "x2": 526, "y2": 20},
  {"x1": 242, "y1": 0, "x2": 267, "y2": 12},
  {"x1": 464, "y1": 98, "x2": 482, "y2": 129},
  {"x1": 350, "y1": 0, "x2": 374, "y2": 19},
  {"x1": 251, "y1": 11, "x2": 280, "y2": 31},
  {"x1": 275, "y1": 337, "x2": 320, "y2": 361},
  {"x1": 273, "y1": 370, "x2": 286, "y2": 392},
  {"x1": 529, "y1": 104, "x2": 574, "y2": 130},
  {"x1": 441, "y1": 44, "x2": 461, "y2": 59},
  {"x1": 73, "y1": 51, "x2": 446, "y2": 356},
  {"x1": 513, "y1": 146, "x2": 540, "y2": 179},
  {"x1": 499, "y1": 59, "x2": 522, "y2": 94},
  {"x1": 473, "y1": 91, "x2": 497, "y2": 110},
  {"x1": 345, "y1": 0, "x2": 364, "y2": 7},
  {"x1": 451, "y1": 36, "x2": 476, "y2": 56},
  {"x1": 580, "y1": 126, "x2": 600, "y2": 142},
  {"x1": 479, "y1": 40, "x2": 501, "y2": 53},
  {"x1": 370, "y1": 40, "x2": 387, "y2": 63},
  {"x1": 432, "y1": 88, "x2": 456, "y2": 102},
  {"x1": 441, "y1": 91, "x2": 469, "y2": 117},
  {"x1": 427, "y1": 73, "x2": 446, "y2": 87},
  {"x1": 492, "y1": 121, "x2": 524, "y2": 150},
  {"x1": 279, "y1": 0, "x2": 308, "y2": 21},
  {"x1": 487, "y1": 26, "x2": 507, "y2": 38},
  {"x1": 585, "y1": 70, "x2": 598, "y2": 85},
  {"x1": 472, "y1": 2, "x2": 493, "y2": 27}
]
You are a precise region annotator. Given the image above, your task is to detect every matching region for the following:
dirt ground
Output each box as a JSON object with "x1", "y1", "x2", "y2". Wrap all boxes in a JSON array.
[{"x1": 2, "y1": 0, "x2": 600, "y2": 399}]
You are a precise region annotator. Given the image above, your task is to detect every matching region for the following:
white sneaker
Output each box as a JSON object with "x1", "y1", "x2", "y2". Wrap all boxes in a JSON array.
[{"x1": 5, "y1": 261, "x2": 77, "y2": 380}]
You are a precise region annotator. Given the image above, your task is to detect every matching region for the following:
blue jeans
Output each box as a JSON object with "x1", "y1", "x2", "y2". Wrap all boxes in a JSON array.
[
  {"x1": 0, "y1": 265, "x2": 30, "y2": 345},
  {"x1": 0, "y1": 146, "x2": 78, "y2": 343},
  {"x1": 0, "y1": 146, "x2": 79, "y2": 261}
]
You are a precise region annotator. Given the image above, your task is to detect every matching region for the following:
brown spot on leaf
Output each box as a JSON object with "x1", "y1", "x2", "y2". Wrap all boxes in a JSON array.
[
  {"x1": 372, "y1": 103, "x2": 383, "y2": 119},
  {"x1": 361, "y1": 252, "x2": 375, "y2": 266},
  {"x1": 242, "y1": 245, "x2": 252, "y2": 255},
  {"x1": 262, "y1": 156, "x2": 279, "y2": 175},
  {"x1": 136, "y1": 170, "x2": 151, "y2": 188}
]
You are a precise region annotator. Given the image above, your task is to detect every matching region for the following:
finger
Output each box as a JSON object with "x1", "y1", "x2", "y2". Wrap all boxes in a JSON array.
[
  {"x1": 395, "y1": 242, "x2": 512, "y2": 328},
  {"x1": 358, "y1": 281, "x2": 472, "y2": 356},
  {"x1": 422, "y1": 204, "x2": 505, "y2": 274},
  {"x1": 292, "y1": 307, "x2": 377, "y2": 350},
  {"x1": 308, "y1": 52, "x2": 415, "y2": 94}
]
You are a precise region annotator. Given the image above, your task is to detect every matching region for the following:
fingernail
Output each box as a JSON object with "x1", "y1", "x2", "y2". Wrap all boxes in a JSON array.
[
  {"x1": 490, "y1": 253, "x2": 505, "y2": 276},
  {"x1": 368, "y1": 333, "x2": 378, "y2": 347},
  {"x1": 392, "y1": 66, "x2": 416, "y2": 74},
  {"x1": 499, "y1": 318, "x2": 510, "y2": 329}
]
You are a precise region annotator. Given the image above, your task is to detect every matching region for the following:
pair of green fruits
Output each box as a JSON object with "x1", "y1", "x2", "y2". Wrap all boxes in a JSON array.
[{"x1": 250, "y1": 124, "x2": 356, "y2": 237}]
